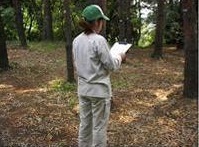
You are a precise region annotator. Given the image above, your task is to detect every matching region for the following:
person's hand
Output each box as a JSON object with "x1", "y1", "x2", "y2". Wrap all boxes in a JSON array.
[{"x1": 119, "y1": 53, "x2": 126, "y2": 63}]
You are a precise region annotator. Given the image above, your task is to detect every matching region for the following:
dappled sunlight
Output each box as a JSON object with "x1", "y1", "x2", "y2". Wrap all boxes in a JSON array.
[
  {"x1": 0, "y1": 83, "x2": 48, "y2": 95},
  {"x1": 0, "y1": 78, "x2": 73, "y2": 95},
  {"x1": 116, "y1": 109, "x2": 144, "y2": 124},
  {"x1": 118, "y1": 115, "x2": 137, "y2": 123},
  {"x1": 152, "y1": 89, "x2": 171, "y2": 101},
  {"x1": 15, "y1": 87, "x2": 48, "y2": 94},
  {"x1": 154, "y1": 89, "x2": 170, "y2": 101},
  {"x1": 0, "y1": 44, "x2": 196, "y2": 146},
  {"x1": 152, "y1": 62, "x2": 183, "y2": 76},
  {"x1": 48, "y1": 78, "x2": 64, "y2": 86},
  {"x1": 136, "y1": 101, "x2": 154, "y2": 107},
  {"x1": 48, "y1": 79, "x2": 59, "y2": 85},
  {"x1": 0, "y1": 84, "x2": 14, "y2": 89},
  {"x1": 157, "y1": 117, "x2": 177, "y2": 126},
  {"x1": 172, "y1": 84, "x2": 183, "y2": 88},
  {"x1": 158, "y1": 68, "x2": 170, "y2": 73},
  {"x1": 150, "y1": 83, "x2": 183, "y2": 102},
  {"x1": 155, "y1": 70, "x2": 183, "y2": 77}
]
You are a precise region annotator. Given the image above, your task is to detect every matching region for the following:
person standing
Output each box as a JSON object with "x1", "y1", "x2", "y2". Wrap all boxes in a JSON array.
[{"x1": 72, "y1": 4, "x2": 126, "y2": 147}]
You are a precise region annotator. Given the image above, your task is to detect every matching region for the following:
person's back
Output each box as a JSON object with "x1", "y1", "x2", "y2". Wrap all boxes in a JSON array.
[
  {"x1": 72, "y1": 4, "x2": 126, "y2": 147},
  {"x1": 73, "y1": 32, "x2": 122, "y2": 98}
]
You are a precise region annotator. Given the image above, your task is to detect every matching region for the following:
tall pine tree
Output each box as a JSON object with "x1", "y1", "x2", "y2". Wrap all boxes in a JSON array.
[
  {"x1": 0, "y1": 6, "x2": 9, "y2": 71},
  {"x1": 182, "y1": 0, "x2": 198, "y2": 98},
  {"x1": 13, "y1": 0, "x2": 27, "y2": 48},
  {"x1": 151, "y1": 0, "x2": 165, "y2": 59},
  {"x1": 64, "y1": 0, "x2": 75, "y2": 82}
]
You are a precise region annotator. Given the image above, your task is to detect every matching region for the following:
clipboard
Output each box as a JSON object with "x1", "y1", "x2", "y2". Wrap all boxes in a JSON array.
[{"x1": 110, "y1": 42, "x2": 132, "y2": 57}]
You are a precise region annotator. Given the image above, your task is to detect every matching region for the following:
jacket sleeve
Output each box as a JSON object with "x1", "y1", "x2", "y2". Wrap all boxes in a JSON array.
[{"x1": 97, "y1": 37, "x2": 122, "y2": 71}]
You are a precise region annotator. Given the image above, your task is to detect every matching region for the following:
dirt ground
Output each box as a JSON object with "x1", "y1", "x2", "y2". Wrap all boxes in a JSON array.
[{"x1": 0, "y1": 45, "x2": 198, "y2": 147}]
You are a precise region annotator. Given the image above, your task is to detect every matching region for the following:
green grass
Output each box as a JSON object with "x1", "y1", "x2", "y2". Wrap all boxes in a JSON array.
[
  {"x1": 28, "y1": 41, "x2": 65, "y2": 52},
  {"x1": 49, "y1": 79, "x2": 77, "y2": 108},
  {"x1": 7, "y1": 41, "x2": 65, "y2": 52},
  {"x1": 112, "y1": 74, "x2": 131, "y2": 90},
  {"x1": 50, "y1": 79, "x2": 76, "y2": 93}
]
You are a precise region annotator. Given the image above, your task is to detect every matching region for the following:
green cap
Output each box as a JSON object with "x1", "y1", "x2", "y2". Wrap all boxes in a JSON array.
[{"x1": 82, "y1": 5, "x2": 110, "y2": 21}]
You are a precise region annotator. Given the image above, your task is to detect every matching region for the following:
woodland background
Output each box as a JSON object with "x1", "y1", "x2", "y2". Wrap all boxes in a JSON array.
[{"x1": 0, "y1": 0, "x2": 198, "y2": 146}]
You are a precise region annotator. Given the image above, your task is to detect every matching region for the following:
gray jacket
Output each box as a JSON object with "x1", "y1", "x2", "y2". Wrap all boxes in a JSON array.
[{"x1": 73, "y1": 32, "x2": 122, "y2": 98}]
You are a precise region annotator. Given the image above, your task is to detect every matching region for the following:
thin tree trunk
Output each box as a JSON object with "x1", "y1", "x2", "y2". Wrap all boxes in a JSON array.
[
  {"x1": 118, "y1": 0, "x2": 132, "y2": 43},
  {"x1": 13, "y1": 0, "x2": 27, "y2": 48},
  {"x1": 27, "y1": 13, "x2": 33, "y2": 39},
  {"x1": 182, "y1": 0, "x2": 198, "y2": 98},
  {"x1": 137, "y1": 0, "x2": 142, "y2": 45},
  {"x1": 151, "y1": 0, "x2": 165, "y2": 59},
  {"x1": 176, "y1": 0, "x2": 184, "y2": 50},
  {"x1": 31, "y1": 0, "x2": 43, "y2": 40},
  {"x1": 0, "y1": 11, "x2": 9, "y2": 71},
  {"x1": 64, "y1": 0, "x2": 75, "y2": 83},
  {"x1": 118, "y1": 0, "x2": 125, "y2": 42},
  {"x1": 42, "y1": 0, "x2": 53, "y2": 41}
]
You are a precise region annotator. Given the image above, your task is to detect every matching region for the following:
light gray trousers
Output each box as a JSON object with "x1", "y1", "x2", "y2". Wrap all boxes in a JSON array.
[{"x1": 78, "y1": 96, "x2": 111, "y2": 147}]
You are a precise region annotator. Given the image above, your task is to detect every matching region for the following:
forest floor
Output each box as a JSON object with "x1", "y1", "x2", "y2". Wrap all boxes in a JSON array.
[{"x1": 0, "y1": 43, "x2": 198, "y2": 147}]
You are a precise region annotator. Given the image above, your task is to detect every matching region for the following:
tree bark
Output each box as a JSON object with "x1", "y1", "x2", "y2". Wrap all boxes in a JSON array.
[
  {"x1": 42, "y1": 0, "x2": 53, "y2": 41},
  {"x1": 176, "y1": 0, "x2": 184, "y2": 50},
  {"x1": 32, "y1": 0, "x2": 43, "y2": 40},
  {"x1": 0, "y1": 10, "x2": 9, "y2": 71},
  {"x1": 182, "y1": 0, "x2": 198, "y2": 98},
  {"x1": 118, "y1": 0, "x2": 132, "y2": 43},
  {"x1": 137, "y1": 0, "x2": 142, "y2": 45},
  {"x1": 64, "y1": 0, "x2": 75, "y2": 83},
  {"x1": 12, "y1": 0, "x2": 27, "y2": 48},
  {"x1": 151, "y1": 0, "x2": 165, "y2": 59}
]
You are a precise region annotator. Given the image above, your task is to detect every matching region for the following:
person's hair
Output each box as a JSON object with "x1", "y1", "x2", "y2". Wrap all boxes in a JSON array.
[
  {"x1": 79, "y1": 18, "x2": 103, "y2": 35},
  {"x1": 79, "y1": 19, "x2": 94, "y2": 35}
]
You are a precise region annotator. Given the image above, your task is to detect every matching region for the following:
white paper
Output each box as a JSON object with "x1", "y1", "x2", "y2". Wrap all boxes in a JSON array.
[{"x1": 110, "y1": 42, "x2": 132, "y2": 57}]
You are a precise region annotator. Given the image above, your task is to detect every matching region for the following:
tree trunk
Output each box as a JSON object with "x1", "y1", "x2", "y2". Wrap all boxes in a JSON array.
[
  {"x1": 137, "y1": 0, "x2": 141, "y2": 45},
  {"x1": 32, "y1": 0, "x2": 43, "y2": 40},
  {"x1": 12, "y1": 0, "x2": 27, "y2": 48},
  {"x1": 151, "y1": 0, "x2": 165, "y2": 59},
  {"x1": 118, "y1": 0, "x2": 132, "y2": 43},
  {"x1": 176, "y1": 0, "x2": 184, "y2": 50},
  {"x1": 182, "y1": 0, "x2": 198, "y2": 98},
  {"x1": 118, "y1": 0, "x2": 126, "y2": 42},
  {"x1": 64, "y1": 0, "x2": 75, "y2": 83},
  {"x1": 125, "y1": 0, "x2": 133, "y2": 43},
  {"x1": 0, "y1": 11, "x2": 9, "y2": 71},
  {"x1": 42, "y1": 0, "x2": 53, "y2": 41}
]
